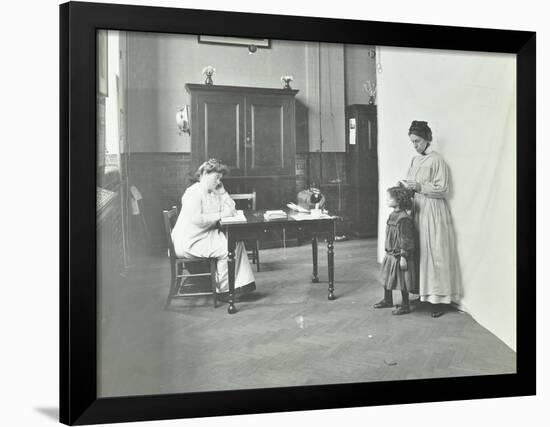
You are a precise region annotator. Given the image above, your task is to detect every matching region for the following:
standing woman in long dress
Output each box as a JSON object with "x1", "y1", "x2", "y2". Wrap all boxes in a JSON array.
[
  {"x1": 171, "y1": 159, "x2": 256, "y2": 298},
  {"x1": 402, "y1": 121, "x2": 461, "y2": 317}
]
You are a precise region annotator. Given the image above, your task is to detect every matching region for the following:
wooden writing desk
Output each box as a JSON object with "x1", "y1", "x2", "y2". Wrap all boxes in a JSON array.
[{"x1": 220, "y1": 210, "x2": 336, "y2": 314}]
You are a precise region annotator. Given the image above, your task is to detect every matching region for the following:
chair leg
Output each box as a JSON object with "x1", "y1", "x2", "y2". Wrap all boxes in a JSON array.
[
  {"x1": 176, "y1": 263, "x2": 184, "y2": 294},
  {"x1": 210, "y1": 258, "x2": 218, "y2": 308},
  {"x1": 165, "y1": 263, "x2": 177, "y2": 309},
  {"x1": 249, "y1": 240, "x2": 255, "y2": 264},
  {"x1": 255, "y1": 240, "x2": 260, "y2": 272},
  {"x1": 165, "y1": 289, "x2": 172, "y2": 309},
  {"x1": 165, "y1": 277, "x2": 175, "y2": 309}
]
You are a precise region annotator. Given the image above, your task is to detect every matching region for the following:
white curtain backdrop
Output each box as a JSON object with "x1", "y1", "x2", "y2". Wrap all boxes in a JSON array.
[{"x1": 376, "y1": 47, "x2": 516, "y2": 350}]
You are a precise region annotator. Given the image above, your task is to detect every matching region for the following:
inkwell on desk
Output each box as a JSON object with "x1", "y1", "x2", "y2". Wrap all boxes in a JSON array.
[
  {"x1": 295, "y1": 182, "x2": 348, "y2": 241},
  {"x1": 297, "y1": 183, "x2": 325, "y2": 215}
]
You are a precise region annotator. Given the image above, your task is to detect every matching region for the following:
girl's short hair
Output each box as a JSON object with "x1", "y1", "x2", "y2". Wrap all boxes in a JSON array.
[
  {"x1": 408, "y1": 120, "x2": 433, "y2": 142},
  {"x1": 194, "y1": 158, "x2": 229, "y2": 180},
  {"x1": 388, "y1": 186, "x2": 414, "y2": 210}
]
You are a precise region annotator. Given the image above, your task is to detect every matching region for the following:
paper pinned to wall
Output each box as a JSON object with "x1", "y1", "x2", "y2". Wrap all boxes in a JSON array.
[
  {"x1": 349, "y1": 118, "x2": 356, "y2": 144},
  {"x1": 130, "y1": 185, "x2": 142, "y2": 215},
  {"x1": 176, "y1": 105, "x2": 190, "y2": 135}
]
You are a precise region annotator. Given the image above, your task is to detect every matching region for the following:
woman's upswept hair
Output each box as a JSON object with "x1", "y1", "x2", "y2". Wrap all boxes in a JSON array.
[
  {"x1": 388, "y1": 185, "x2": 414, "y2": 211},
  {"x1": 408, "y1": 120, "x2": 433, "y2": 142},
  {"x1": 194, "y1": 158, "x2": 229, "y2": 180}
]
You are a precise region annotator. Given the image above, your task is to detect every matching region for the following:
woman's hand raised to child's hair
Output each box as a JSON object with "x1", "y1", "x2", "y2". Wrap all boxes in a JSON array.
[
  {"x1": 402, "y1": 180, "x2": 421, "y2": 192},
  {"x1": 399, "y1": 257, "x2": 408, "y2": 271}
]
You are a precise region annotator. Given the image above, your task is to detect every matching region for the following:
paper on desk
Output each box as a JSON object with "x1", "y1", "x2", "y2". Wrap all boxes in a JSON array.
[
  {"x1": 265, "y1": 210, "x2": 286, "y2": 216},
  {"x1": 289, "y1": 212, "x2": 332, "y2": 221},
  {"x1": 286, "y1": 202, "x2": 309, "y2": 213},
  {"x1": 220, "y1": 210, "x2": 247, "y2": 223},
  {"x1": 264, "y1": 210, "x2": 287, "y2": 220}
]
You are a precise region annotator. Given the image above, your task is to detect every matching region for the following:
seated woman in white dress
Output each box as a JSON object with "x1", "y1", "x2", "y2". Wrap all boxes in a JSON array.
[{"x1": 171, "y1": 159, "x2": 256, "y2": 297}]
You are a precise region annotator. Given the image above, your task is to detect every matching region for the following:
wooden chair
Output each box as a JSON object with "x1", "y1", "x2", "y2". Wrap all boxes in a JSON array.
[
  {"x1": 229, "y1": 191, "x2": 261, "y2": 272},
  {"x1": 162, "y1": 206, "x2": 218, "y2": 308}
]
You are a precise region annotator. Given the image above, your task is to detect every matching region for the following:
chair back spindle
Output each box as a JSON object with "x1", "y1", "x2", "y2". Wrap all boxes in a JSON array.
[
  {"x1": 229, "y1": 191, "x2": 256, "y2": 210},
  {"x1": 162, "y1": 206, "x2": 178, "y2": 261}
]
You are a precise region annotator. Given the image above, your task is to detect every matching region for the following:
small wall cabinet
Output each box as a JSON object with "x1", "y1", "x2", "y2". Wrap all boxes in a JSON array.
[{"x1": 346, "y1": 104, "x2": 378, "y2": 237}]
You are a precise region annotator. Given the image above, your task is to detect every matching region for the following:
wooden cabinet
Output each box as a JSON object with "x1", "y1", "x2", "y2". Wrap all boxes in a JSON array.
[
  {"x1": 186, "y1": 84, "x2": 299, "y2": 209},
  {"x1": 346, "y1": 104, "x2": 378, "y2": 237}
]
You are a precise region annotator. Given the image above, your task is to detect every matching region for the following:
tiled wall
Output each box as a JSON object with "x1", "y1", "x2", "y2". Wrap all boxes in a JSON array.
[{"x1": 126, "y1": 152, "x2": 194, "y2": 251}]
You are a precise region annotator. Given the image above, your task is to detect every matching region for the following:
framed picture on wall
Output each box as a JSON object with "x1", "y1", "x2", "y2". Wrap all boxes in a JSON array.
[
  {"x1": 60, "y1": 1, "x2": 535, "y2": 425},
  {"x1": 198, "y1": 35, "x2": 271, "y2": 48}
]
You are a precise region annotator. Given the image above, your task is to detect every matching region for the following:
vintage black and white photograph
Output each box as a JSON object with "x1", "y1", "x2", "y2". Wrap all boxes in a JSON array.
[{"x1": 96, "y1": 29, "x2": 516, "y2": 398}]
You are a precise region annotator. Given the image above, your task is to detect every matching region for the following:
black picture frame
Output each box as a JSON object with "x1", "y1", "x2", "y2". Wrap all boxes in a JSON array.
[{"x1": 60, "y1": 1, "x2": 536, "y2": 425}]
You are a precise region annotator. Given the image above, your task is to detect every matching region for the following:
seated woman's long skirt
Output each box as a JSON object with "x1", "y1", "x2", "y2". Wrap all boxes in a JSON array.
[{"x1": 180, "y1": 230, "x2": 255, "y2": 294}]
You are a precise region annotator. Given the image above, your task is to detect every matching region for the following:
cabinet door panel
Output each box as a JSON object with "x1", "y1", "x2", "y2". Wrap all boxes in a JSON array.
[
  {"x1": 251, "y1": 104, "x2": 283, "y2": 168},
  {"x1": 197, "y1": 93, "x2": 244, "y2": 176},
  {"x1": 246, "y1": 95, "x2": 294, "y2": 176}
]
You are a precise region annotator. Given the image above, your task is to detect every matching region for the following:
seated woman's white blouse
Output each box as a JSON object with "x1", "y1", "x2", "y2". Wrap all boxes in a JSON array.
[
  {"x1": 171, "y1": 182, "x2": 255, "y2": 293},
  {"x1": 171, "y1": 182, "x2": 235, "y2": 257}
]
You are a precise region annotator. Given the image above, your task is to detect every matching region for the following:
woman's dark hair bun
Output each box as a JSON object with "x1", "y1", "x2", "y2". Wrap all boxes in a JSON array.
[{"x1": 408, "y1": 120, "x2": 433, "y2": 142}]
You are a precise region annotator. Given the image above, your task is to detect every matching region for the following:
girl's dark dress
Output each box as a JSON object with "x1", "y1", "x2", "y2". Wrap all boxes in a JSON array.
[{"x1": 380, "y1": 210, "x2": 418, "y2": 293}]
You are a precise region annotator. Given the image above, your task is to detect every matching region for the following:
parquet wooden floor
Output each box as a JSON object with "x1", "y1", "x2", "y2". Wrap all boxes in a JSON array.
[{"x1": 97, "y1": 238, "x2": 516, "y2": 397}]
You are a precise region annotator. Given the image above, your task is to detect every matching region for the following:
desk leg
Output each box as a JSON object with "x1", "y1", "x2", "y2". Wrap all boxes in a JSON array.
[
  {"x1": 227, "y1": 236, "x2": 237, "y2": 314},
  {"x1": 311, "y1": 237, "x2": 319, "y2": 283},
  {"x1": 327, "y1": 238, "x2": 335, "y2": 300}
]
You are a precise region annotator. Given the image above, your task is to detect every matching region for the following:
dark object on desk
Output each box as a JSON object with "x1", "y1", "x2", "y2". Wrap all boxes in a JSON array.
[
  {"x1": 297, "y1": 187, "x2": 326, "y2": 210},
  {"x1": 162, "y1": 206, "x2": 218, "y2": 308}
]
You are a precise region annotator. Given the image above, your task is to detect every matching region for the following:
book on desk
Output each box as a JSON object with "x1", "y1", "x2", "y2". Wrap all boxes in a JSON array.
[
  {"x1": 263, "y1": 210, "x2": 288, "y2": 221},
  {"x1": 220, "y1": 210, "x2": 247, "y2": 224}
]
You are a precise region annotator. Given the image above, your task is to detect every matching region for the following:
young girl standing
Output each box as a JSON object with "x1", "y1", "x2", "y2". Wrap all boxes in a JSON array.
[{"x1": 374, "y1": 186, "x2": 417, "y2": 315}]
